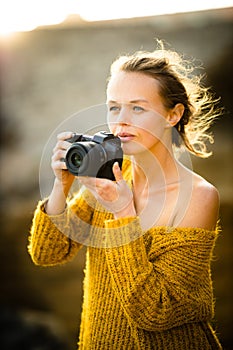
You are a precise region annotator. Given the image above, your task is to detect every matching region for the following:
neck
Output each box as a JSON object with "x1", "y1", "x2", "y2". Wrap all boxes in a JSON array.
[{"x1": 131, "y1": 139, "x2": 178, "y2": 190}]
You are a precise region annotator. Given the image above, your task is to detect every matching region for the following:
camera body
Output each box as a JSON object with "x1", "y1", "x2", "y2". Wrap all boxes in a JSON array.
[{"x1": 65, "y1": 131, "x2": 123, "y2": 181}]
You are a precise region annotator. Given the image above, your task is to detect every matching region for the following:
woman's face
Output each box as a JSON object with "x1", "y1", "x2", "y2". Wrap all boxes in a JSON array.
[{"x1": 106, "y1": 71, "x2": 171, "y2": 155}]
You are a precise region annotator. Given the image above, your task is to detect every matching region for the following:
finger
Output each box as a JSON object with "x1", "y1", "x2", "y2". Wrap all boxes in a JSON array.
[
  {"x1": 79, "y1": 176, "x2": 95, "y2": 185},
  {"x1": 52, "y1": 160, "x2": 67, "y2": 170},
  {"x1": 79, "y1": 177, "x2": 114, "y2": 198},
  {"x1": 52, "y1": 149, "x2": 67, "y2": 162},
  {"x1": 53, "y1": 140, "x2": 72, "y2": 153},
  {"x1": 57, "y1": 131, "x2": 74, "y2": 141},
  {"x1": 113, "y1": 162, "x2": 123, "y2": 182},
  {"x1": 78, "y1": 177, "x2": 98, "y2": 190}
]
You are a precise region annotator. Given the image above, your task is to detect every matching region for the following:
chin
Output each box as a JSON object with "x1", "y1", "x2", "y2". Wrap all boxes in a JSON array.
[{"x1": 121, "y1": 143, "x2": 145, "y2": 156}]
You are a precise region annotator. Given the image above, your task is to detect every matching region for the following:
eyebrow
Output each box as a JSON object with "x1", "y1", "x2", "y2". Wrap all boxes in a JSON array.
[{"x1": 107, "y1": 99, "x2": 149, "y2": 104}]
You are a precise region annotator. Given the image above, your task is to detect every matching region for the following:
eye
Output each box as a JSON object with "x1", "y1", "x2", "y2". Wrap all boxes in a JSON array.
[
  {"x1": 133, "y1": 105, "x2": 144, "y2": 112},
  {"x1": 108, "y1": 105, "x2": 120, "y2": 112}
]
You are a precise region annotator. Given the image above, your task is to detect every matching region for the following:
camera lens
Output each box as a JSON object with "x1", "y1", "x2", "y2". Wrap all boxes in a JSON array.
[
  {"x1": 65, "y1": 143, "x2": 89, "y2": 176},
  {"x1": 71, "y1": 152, "x2": 83, "y2": 168}
]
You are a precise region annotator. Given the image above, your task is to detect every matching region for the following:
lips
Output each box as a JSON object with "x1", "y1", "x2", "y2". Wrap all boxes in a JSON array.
[{"x1": 117, "y1": 132, "x2": 135, "y2": 142}]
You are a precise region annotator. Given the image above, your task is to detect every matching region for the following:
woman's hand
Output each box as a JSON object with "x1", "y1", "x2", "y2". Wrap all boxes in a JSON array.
[
  {"x1": 79, "y1": 162, "x2": 136, "y2": 218},
  {"x1": 51, "y1": 131, "x2": 75, "y2": 195},
  {"x1": 45, "y1": 132, "x2": 77, "y2": 215}
]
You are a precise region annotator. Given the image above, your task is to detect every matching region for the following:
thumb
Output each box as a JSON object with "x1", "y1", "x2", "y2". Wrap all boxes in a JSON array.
[{"x1": 113, "y1": 162, "x2": 123, "y2": 182}]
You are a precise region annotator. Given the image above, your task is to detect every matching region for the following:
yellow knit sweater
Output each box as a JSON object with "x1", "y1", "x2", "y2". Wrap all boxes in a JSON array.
[{"x1": 28, "y1": 160, "x2": 222, "y2": 349}]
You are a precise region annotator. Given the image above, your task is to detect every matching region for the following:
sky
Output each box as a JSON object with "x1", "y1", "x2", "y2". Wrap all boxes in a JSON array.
[{"x1": 0, "y1": 0, "x2": 232, "y2": 36}]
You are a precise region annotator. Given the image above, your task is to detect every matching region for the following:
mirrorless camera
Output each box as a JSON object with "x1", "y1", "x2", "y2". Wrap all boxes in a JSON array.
[{"x1": 65, "y1": 131, "x2": 123, "y2": 180}]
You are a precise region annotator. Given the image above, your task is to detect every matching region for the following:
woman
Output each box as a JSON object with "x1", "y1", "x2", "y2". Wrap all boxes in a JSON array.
[{"x1": 29, "y1": 44, "x2": 222, "y2": 349}]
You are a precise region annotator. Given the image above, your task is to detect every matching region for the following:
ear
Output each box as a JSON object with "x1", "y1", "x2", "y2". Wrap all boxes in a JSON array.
[{"x1": 167, "y1": 103, "x2": 184, "y2": 127}]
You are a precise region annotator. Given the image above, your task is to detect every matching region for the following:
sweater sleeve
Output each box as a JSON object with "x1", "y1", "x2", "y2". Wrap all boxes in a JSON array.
[
  {"x1": 104, "y1": 217, "x2": 219, "y2": 331},
  {"x1": 28, "y1": 188, "x2": 95, "y2": 266}
]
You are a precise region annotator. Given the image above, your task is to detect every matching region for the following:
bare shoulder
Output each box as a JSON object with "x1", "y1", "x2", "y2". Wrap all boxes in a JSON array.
[
  {"x1": 180, "y1": 171, "x2": 220, "y2": 230},
  {"x1": 193, "y1": 173, "x2": 219, "y2": 207}
]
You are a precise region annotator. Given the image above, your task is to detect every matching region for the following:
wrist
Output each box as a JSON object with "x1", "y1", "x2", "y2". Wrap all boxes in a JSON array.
[
  {"x1": 114, "y1": 200, "x2": 136, "y2": 219},
  {"x1": 54, "y1": 177, "x2": 72, "y2": 197},
  {"x1": 45, "y1": 179, "x2": 68, "y2": 215}
]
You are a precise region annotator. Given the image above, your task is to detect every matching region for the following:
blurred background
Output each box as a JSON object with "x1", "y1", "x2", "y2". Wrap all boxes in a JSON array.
[{"x1": 0, "y1": 2, "x2": 232, "y2": 349}]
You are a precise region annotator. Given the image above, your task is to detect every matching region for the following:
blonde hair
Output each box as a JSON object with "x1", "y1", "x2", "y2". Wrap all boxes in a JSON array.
[{"x1": 108, "y1": 42, "x2": 221, "y2": 158}]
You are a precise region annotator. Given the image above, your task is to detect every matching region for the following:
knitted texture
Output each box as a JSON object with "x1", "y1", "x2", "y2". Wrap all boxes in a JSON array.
[{"x1": 28, "y1": 160, "x2": 222, "y2": 349}]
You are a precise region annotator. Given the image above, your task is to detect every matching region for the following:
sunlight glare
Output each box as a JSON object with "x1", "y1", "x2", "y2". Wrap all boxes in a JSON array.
[
  {"x1": 78, "y1": 0, "x2": 233, "y2": 21},
  {"x1": 0, "y1": 0, "x2": 232, "y2": 37},
  {"x1": 0, "y1": 0, "x2": 77, "y2": 36}
]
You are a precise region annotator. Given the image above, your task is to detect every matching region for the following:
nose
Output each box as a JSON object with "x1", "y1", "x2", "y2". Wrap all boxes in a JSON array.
[{"x1": 116, "y1": 106, "x2": 131, "y2": 125}]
